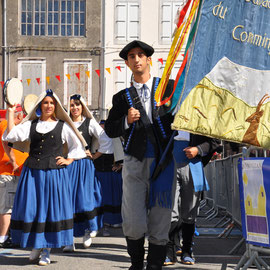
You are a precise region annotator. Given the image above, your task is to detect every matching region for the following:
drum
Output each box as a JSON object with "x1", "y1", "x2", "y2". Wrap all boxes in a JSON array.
[
  {"x1": 3, "y1": 78, "x2": 23, "y2": 106},
  {"x1": 23, "y1": 94, "x2": 38, "y2": 115}
]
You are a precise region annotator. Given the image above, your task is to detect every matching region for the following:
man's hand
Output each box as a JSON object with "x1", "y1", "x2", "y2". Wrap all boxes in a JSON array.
[
  {"x1": 183, "y1": 146, "x2": 199, "y2": 159},
  {"x1": 127, "y1": 107, "x2": 140, "y2": 124}
]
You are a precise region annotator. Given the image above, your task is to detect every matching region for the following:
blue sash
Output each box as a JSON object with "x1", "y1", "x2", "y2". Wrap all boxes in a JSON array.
[
  {"x1": 189, "y1": 158, "x2": 209, "y2": 192},
  {"x1": 144, "y1": 139, "x2": 155, "y2": 158}
]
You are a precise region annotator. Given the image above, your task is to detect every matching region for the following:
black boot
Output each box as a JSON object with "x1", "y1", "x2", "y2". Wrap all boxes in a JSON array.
[
  {"x1": 181, "y1": 222, "x2": 195, "y2": 253},
  {"x1": 126, "y1": 237, "x2": 145, "y2": 270},
  {"x1": 175, "y1": 220, "x2": 182, "y2": 253},
  {"x1": 181, "y1": 223, "x2": 195, "y2": 264},
  {"x1": 165, "y1": 221, "x2": 179, "y2": 263},
  {"x1": 146, "y1": 243, "x2": 166, "y2": 270}
]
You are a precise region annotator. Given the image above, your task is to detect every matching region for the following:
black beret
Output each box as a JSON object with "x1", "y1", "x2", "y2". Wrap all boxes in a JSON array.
[{"x1": 119, "y1": 40, "x2": 154, "y2": 60}]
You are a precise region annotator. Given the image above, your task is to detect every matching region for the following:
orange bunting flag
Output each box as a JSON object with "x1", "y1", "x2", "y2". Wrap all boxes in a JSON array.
[
  {"x1": 116, "y1": 66, "x2": 121, "y2": 72},
  {"x1": 0, "y1": 81, "x2": 4, "y2": 88},
  {"x1": 150, "y1": 59, "x2": 153, "y2": 66},
  {"x1": 95, "y1": 70, "x2": 100, "y2": 77},
  {"x1": 36, "y1": 78, "x2": 41, "y2": 85},
  {"x1": 75, "y1": 72, "x2": 80, "y2": 80},
  {"x1": 66, "y1": 74, "x2": 71, "y2": 80},
  {"x1": 158, "y1": 58, "x2": 164, "y2": 65},
  {"x1": 106, "y1": 68, "x2": 111, "y2": 74},
  {"x1": 27, "y1": 79, "x2": 31, "y2": 86},
  {"x1": 85, "y1": 71, "x2": 90, "y2": 78},
  {"x1": 56, "y1": 75, "x2": 61, "y2": 82},
  {"x1": 46, "y1": 77, "x2": 50, "y2": 85}
]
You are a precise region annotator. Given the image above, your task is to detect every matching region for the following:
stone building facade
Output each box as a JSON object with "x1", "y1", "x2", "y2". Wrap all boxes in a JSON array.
[{"x1": 0, "y1": 0, "x2": 102, "y2": 113}]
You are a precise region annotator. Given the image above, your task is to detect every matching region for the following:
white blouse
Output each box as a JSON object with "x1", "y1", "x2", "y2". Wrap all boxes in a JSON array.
[
  {"x1": 3, "y1": 119, "x2": 87, "y2": 159},
  {"x1": 73, "y1": 117, "x2": 113, "y2": 154}
]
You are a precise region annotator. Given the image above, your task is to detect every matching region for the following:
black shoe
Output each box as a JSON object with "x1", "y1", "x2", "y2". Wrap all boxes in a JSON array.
[{"x1": 0, "y1": 237, "x2": 19, "y2": 248}]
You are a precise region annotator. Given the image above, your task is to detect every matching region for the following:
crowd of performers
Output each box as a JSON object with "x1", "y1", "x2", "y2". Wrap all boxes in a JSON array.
[
  {"x1": 0, "y1": 40, "x2": 221, "y2": 270},
  {"x1": 0, "y1": 90, "x2": 123, "y2": 266}
]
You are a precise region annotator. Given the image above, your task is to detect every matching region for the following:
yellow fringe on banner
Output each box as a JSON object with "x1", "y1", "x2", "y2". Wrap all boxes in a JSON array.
[{"x1": 155, "y1": 0, "x2": 201, "y2": 106}]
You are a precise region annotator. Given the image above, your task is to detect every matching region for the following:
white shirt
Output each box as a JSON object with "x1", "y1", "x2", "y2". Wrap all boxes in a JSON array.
[
  {"x1": 125, "y1": 75, "x2": 154, "y2": 129},
  {"x1": 132, "y1": 76, "x2": 153, "y2": 122},
  {"x1": 3, "y1": 119, "x2": 87, "y2": 159},
  {"x1": 73, "y1": 117, "x2": 113, "y2": 154}
]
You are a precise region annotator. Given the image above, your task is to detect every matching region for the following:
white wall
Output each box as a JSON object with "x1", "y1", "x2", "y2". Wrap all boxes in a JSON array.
[{"x1": 104, "y1": 0, "x2": 185, "y2": 112}]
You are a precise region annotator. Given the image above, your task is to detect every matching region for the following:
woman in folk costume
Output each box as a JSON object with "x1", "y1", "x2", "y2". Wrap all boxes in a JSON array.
[
  {"x1": 63, "y1": 94, "x2": 112, "y2": 251},
  {"x1": 93, "y1": 121, "x2": 124, "y2": 233},
  {"x1": 3, "y1": 89, "x2": 87, "y2": 266}
]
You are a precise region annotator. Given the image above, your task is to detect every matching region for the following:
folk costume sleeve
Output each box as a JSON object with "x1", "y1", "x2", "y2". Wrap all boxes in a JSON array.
[
  {"x1": 3, "y1": 120, "x2": 31, "y2": 142},
  {"x1": 88, "y1": 118, "x2": 112, "y2": 154},
  {"x1": 105, "y1": 90, "x2": 129, "y2": 138},
  {"x1": 62, "y1": 122, "x2": 86, "y2": 159}
]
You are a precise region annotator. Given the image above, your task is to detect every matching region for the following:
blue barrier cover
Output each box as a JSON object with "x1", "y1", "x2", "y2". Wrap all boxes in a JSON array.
[{"x1": 238, "y1": 157, "x2": 270, "y2": 247}]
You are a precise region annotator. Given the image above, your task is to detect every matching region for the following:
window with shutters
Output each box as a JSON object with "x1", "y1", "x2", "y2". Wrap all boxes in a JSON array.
[
  {"x1": 18, "y1": 59, "x2": 46, "y2": 97},
  {"x1": 20, "y1": 0, "x2": 86, "y2": 36},
  {"x1": 115, "y1": 0, "x2": 140, "y2": 43},
  {"x1": 63, "y1": 60, "x2": 92, "y2": 105},
  {"x1": 114, "y1": 61, "x2": 132, "y2": 93},
  {"x1": 160, "y1": 0, "x2": 184, "y2": 44}
]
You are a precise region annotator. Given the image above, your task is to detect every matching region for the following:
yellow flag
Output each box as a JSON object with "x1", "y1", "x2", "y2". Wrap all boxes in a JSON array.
[
  {"x1": 46, "y1": 76, "x2": 50, "y2": 85},
  {"x1": 85, "y1": 71, "x2": 90, "y2": 78},
  {"x1": 106, "y1": 68, "x2": 111, "y2": 74},
  {"x1": 66, "y1": 74, "x2": 71, "y2": 80},
  {"x1": 150, "y1": 59, "x2": 153, "y2": 66},
  {"x1": 27, "y1": 79, "x2": 31, "y2": 86}
]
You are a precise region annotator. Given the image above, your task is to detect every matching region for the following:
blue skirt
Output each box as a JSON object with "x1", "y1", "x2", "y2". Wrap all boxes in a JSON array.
[
  {"x1": 11, "y1": 166, "x2": 74, "y2": 248},
  {"x1": 96, "y1": 171, "x2": 123, "y2": 225},
  {"x1": 67, "y1": 158, "x2": 103, "y2": 237}
]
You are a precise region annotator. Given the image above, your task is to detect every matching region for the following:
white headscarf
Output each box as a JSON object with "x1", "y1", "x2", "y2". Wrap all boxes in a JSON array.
[{"x1": 68, "y1": 94, "x2": 98, "y2": 153}]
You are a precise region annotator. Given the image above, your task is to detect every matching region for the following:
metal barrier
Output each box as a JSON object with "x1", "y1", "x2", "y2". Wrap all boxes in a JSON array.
[
  {"x1": 204, "y1": 153, "x2": 242, "y2": 226},
  {"x1": 204, "y1": 149, "x2": 270, "y2": 269}
]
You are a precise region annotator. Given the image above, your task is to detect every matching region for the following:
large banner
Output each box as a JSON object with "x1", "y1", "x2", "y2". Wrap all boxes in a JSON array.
[
  {"x1": 172, "y1": 0, "x2": 270, "y2": 148},
  {"x1": 238, "y1": 158, "x2": 270, "y2": 247}
]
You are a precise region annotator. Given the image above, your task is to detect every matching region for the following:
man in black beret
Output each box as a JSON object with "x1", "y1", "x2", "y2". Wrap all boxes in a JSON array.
[
  {"x1": 119, "y1": 40, "x2": 154, "y2": 60},
  {"x1": 105, "y1": 40, "x2": 175, "y2": 270}
]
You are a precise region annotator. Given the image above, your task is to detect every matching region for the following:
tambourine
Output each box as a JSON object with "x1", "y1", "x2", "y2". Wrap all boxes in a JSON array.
[
  {"x1": 3, "y1": 78, "x2": 23, "y2": 106},
  {"x1": 23, "y1": 94, "x2": 38, "y2": 115}
]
